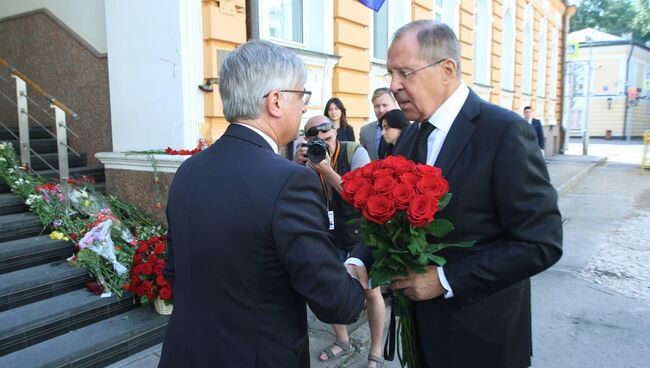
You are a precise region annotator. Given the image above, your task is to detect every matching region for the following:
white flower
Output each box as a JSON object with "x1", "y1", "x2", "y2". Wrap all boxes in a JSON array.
[
  {"x1": 8, "y1": 168, "x2": 14, "y2": 173},
  {"x1": 0, "y1": 157, "x2": 6, "y2": 162},
  {"x1": 0, "y1": 144, "x2": 5, "y2": 150}
]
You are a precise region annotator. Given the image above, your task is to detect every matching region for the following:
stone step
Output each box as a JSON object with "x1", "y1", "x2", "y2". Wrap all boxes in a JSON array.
[
  {"x1": 0, "y1": 127, "x2": 53, "y2": 140},
  {"x1": 0, "y1": 235, "x2": 70, "y2": 275},
  {"x1": 0, "y1": 260, "x2": 90, "y2": 312},
  {"x1": 0, "y1": 289, "x2": 137, "y2": 356},
  {"x1": 0, "y1": 212, "x2": 44, "y2": 242},
  {"x1": 36, "y1": 166, "x2": 105, "y2": 183},
  {"x1": 28, "y1": 152, "x2": 87, "y2": 171},
  {"x1": 0, "y1": 192, "x2": 27, "y2": 216},
  {"x1": 0, "y1": 307, "x2": 169, "y2": 368},
  {"x1": 4, "y1": 138, "x2": 58, "y2": 154}
]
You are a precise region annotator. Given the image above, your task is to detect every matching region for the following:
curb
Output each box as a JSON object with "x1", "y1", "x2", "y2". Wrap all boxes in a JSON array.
[{"x1": 556, "y1": 156, "x2": 607, "y2": 196}]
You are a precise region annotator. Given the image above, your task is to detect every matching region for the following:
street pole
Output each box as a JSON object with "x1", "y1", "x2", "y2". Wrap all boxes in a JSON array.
[{"x1": 583, "y1": 36, "x2": 593, "y2": 155}]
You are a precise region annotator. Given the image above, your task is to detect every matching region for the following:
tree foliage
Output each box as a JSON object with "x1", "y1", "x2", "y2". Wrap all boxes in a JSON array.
[{"x1": 571, "y1": 0, "x2": 650, "y2": 46}]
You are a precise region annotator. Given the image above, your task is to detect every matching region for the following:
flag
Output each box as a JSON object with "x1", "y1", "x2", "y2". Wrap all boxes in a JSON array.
[{"x1": 358, "y1": 0, "x2": 387, "y2": 12}]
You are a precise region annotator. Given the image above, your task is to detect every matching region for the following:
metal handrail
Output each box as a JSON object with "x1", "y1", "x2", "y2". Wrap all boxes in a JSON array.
[
  {"x1": 0, "y1": 57, "x2": 79, "y2": 120},
  {"x1": 0, "y1": 121, "x2": 49, "y2": 178}
]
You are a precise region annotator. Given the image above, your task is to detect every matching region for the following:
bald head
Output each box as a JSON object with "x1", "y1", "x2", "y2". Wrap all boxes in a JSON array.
[{"x1": 305, "y1": 115, "x2": 331, "y2": 131}]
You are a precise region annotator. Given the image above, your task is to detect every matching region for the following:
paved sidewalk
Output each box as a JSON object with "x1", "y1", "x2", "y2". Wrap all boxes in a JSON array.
[{"x1": 107, "y1": 152, "x2": 604, "y2": 368}]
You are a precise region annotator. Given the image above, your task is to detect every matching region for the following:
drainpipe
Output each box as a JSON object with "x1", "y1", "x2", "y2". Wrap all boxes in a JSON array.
[
  {"x1": 623, "y1": 40, "x2": 635, "y2": 141},
  {"x1": 560, "y1": 4, "x2": 576, "y2": 153}
]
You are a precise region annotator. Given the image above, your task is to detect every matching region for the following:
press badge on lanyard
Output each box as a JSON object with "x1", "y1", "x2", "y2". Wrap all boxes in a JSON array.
[{"x1": 328, "y1": 210, "x2": 335, "y2": 230}]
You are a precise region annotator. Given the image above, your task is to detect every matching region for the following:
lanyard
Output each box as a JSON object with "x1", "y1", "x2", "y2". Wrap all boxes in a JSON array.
[{"x1": 319, "y1": 142, "x2": 341, "y2": 208}]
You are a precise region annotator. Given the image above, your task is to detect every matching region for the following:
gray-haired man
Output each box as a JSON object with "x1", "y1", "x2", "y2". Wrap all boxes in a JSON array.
[{"x1": 159, "y1": 40, "x2": 365, "y2": 368}]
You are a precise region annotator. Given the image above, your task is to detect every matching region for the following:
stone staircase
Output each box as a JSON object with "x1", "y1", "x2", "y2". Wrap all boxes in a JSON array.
[{"x1": 0, "y1": 128, "x2": 169, "y2": 367}]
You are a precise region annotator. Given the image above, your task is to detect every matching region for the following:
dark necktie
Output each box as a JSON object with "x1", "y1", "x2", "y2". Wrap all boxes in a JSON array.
[{"x1": 413, "y1": 121, "x2": 435, "y2": 164}]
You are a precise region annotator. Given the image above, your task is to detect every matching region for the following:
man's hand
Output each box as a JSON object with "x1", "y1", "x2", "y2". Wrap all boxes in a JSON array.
[
  {"x1": 390, "y1": 266, "x2": 445, "y2": 301},
  {"x1": 293, "y1": 145, "x2": 308, "y2": 165},
  {"x1": 345, "y1": 264, "x2": 369, "y2": 290},
  {"x1": 305, "y1": 151, "x2": 332, "y2": 175}
]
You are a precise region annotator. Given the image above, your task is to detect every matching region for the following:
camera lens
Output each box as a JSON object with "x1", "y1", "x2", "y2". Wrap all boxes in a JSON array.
[{"x1": 307, "y1": 139, "x2": 328, "y2": 163}]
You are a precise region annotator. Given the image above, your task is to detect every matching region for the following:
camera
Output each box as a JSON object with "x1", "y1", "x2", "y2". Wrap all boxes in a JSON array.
[{"x1": 304, "y1": 138, "x2": 329, "y2": 163}]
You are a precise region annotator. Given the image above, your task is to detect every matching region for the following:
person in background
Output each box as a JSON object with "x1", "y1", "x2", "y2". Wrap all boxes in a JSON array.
[
  {"x1": 380, "y1": 108, "x2": 410, "y2": 158},
  {"x1": 295, "y1": 115, "x2": 387, "y2": 368},
  {"x1": 523, "y1": 106, "x2": 547, "y2": 162},
  {"x1": 360, "y1": 88, "x2": 399, "y2": 160},
  {"x1": 325, "y1": 97, "x2": 355, "y2": 142}
]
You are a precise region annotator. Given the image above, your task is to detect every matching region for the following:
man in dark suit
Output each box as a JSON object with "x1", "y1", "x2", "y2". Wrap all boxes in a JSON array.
[
  {"x1": 348, "y1": 21, "x2": 562, "y2": 368},
  {"x1": 360, "y1": 88, "x2": 398, "y2": 160},
  {"x1": 523, "y1": 106, "x2": 547, "y2": 161},
  {"x1": 158, "y1": 40, "x2": 365, "y2": 368}
]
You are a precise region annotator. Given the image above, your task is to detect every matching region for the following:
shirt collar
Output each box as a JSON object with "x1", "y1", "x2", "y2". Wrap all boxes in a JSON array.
[
  {"x1": 425, "y1": 80, "x2": 470, "y2": 134},
  {"x1": 234, "y1": 123, "x2": 278, "y2": 154}
]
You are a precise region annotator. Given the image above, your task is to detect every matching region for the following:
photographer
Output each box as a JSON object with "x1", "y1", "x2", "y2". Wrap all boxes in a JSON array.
[{"x1": 295, "y1": 115, "x2": 386, "y2": 368}]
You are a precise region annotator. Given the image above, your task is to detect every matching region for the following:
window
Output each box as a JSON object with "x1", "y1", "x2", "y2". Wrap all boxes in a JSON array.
[
  {"x1": 473, "y1": 0, "x2": 492, "y2": 85},
  {"x1": 265, "y1": 0, "x2": 303, "y2": 43},
  {"x1": 522, "y1": 5, "x2": 533, "y2": 94},
  {"x1": 434, "y1": 0, "x2": 444, "y2": 21},
  {"x1": 373, "y1": 2, "x2": 389, "y2": 60},
  {"x1": 442, "y1": 0, "x2": 460, "y2": 37},
  {"x1": 501, "y1": 3, "x2": 516, "y2": 91},
  {"x1": 549, "y1": 28, "x2": 559, "y2": 99},
  {"x1": 537, "y1": 18, "x2": 548, "y2": 97}
]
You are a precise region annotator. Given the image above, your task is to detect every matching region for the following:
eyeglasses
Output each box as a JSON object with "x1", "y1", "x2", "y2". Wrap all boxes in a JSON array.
[
  {"x1": 383, "y1": 59, "x2": 448, "y2": 84},
  {"x1": 263, "y1": 89, "x2": 312, "y2": 105},
  {"x1": 305, "y1": 122, "x2": 334, "y2": 137}
]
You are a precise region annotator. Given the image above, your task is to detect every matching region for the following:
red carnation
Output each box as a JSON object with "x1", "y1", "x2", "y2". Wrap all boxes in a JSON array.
[
  {"x1": 362, "y1": 195, "x2": 396, "y2": 224},
  {"x1": 407, "y1": 194, "x2": 439, "y2": 227},
  {"x1": 150, "y1": 235, "x2": 160, "y2": 243},
  {"x1": 416, "y1": 175, "x2": 449, "y2": 199},
  {"x1": 130, "y1": 275, "x2": 141, "y2": 287},
  {"x1": 391, "y1": 183, "x2": 416, "y2": 211},
  {"x1": 373, "y1": 176, "x2": 397, "y2": 195},
  {"x1": 153, "y1": 242, "x2": 167, "y2": 254},
  {"x1": 147, "y1": 253, "x2": 158, "y2": 264},
  {"x1": 159, "y1": 286, "x2": 173, "y2": 301},
  {"x1": 154, "y1": 263, "x2": 165, "y2": 276},
  {"x1": 156, "y1": 275, "x2": 167, "y2": 287},
  {"x1": 136, "y1": 243, "x2": 149, "y2": 254},
  {"x1": 141, "y1": 263, "x2": 153, "y2": 276},
  {"x1": 132, "y1": 254, "x2": 143, "y2": 265},
  {"x1": 145, "y1": 290, "x2": 155, "y2": 300}
]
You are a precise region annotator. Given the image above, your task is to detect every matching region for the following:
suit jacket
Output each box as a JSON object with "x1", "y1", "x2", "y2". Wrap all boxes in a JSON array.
[
  {"x1": 361, "y1": 90, "x2": 562, "y2": 368},
  {"x1": 360, "y1": 121, "x2": 387, "y2": 160},
  {"x1": 159, "y1": 124, "x2": 365, "y2": 368},
  {"x1": 531, "y1": 118, "x2": 545, "y2": 150}
]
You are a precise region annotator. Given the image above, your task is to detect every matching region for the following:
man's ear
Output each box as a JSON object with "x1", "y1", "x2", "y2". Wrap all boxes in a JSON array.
[
  {"x1": 440, "y1": 60, "x2": 457, "y2": 83},
  {"x1": 266, "y1": 90, "x2": 283, "y2": 118}
]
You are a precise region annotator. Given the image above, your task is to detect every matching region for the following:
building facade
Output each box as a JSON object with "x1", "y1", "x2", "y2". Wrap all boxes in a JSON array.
[{"x1": 566, "y1": 28, "x2": 650, "y2": 139}]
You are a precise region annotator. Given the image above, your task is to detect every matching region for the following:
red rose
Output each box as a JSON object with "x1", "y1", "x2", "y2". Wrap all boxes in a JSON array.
[
  {"x1": 130, "y1": 275, "x2": 141, "y2": 287},
  {"x1": 362, "y1": 195, "x2": 396, "y2": 224},
  {"x1": 384, "y1": 156, "x2": 414, "y2": 173},
  {"x1": 141, "y1": 263, "x2": 153, "y2": 275},
  {"x1": 156, "y1": 258, "x2": 165, "y2": 266},
  {"x1": 145, "y1": 290, "x2": 155, "y2": 300},
  {"x1": 373, "y1": 176, "x2": 397, "y2": 195},
  {"x1": 373, "y1": 168, "x2": 396, "y2": 178},
  {"x1": 413, "y1": 164, "x2": 442, "y2": 177},
  {"x1": 341, "y1": 170, "x2": 359, "y2": 181},
  {"x1": 399, "y1": 172, "x2": 421, "y2": 186},
  {"x1": 416, "y1": 175, "x2": 449, "y2": 199},
  {"x1": 352, "y1": 184, "x2": 373, "y2": 208},
  {"x1": 150, "y1": 235, "x2": 160, "y2": 243},
  {"x1": 154, "y1": 263, "x2": 165, "y2": 276},
  {"x1": 159, "y1": 286, "x2": 173, "y2": 301},
  {"x1": 147, "y1": 253, "x2": 158, "y2": 264},
  {"x1": 136, "y1": 243, "x2": 149, "y2": 254},
  {"x1": 360, "y1": 161, "x2": 381, "y2": 178},
  {"x1": 407, "y1": 194, "x2": 439, "y2": 227},
  {"x1": 156, "y1": 275, "x2": 167, "y2": 287},
  {"x1": 391, "y1": 183, "x2": 415, "y2": 211},
  {"x1": 341, "y1": 177, "x2": 370, "y2": 203},
  {"x1": 132, "y1": 254, "x2": 143, "y2": 265}
]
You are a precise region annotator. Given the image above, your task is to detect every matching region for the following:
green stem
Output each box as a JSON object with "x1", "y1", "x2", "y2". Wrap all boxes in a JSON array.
[{"x1": 396, "y1": 295, "x2": 419, "y2": 367}]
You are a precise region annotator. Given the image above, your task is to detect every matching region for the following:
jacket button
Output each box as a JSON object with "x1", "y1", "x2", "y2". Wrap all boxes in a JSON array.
[{"x1": 354, "y1": 229, "x2": 359, "y2": 234}]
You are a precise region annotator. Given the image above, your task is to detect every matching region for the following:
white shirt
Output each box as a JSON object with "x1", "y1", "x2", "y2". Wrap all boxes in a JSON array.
[
  {"x1": 235, "y1": 123, "x2": 278, "y2": 154},
  {"x1": 424, "y1": 80, "x2": 470, "y2": 166}
]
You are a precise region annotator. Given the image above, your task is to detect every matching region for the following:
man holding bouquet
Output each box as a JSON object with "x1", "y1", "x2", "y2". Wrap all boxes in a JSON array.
[{"x1": 349, "y1": 20, "x2": 562, "y2": 368}]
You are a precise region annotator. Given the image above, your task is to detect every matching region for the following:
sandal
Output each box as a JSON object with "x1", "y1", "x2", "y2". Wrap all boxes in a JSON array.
[
  {"x1": 367, "y1": 354, "x2": 385, "y2": 368},
  {"x1": 318, "y1": 340, "x2": 352, "y2": 362}
]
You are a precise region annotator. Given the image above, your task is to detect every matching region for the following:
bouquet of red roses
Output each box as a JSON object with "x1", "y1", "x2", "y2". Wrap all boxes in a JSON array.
[
  {"x1": 341, "y1": 155, "x2": 473, "y2": 367},
  {"x1": 123, "y1": 234, "x2": 173, "y2": 308}
]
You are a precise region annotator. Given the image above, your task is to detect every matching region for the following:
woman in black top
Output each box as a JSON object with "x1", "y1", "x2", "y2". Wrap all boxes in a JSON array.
[
  {"x1": 380, "y1": 109, "x2": 410, "y2": 158},
  {"x1": 324, "y1": 97, "x2": 355, "y2": 142}
]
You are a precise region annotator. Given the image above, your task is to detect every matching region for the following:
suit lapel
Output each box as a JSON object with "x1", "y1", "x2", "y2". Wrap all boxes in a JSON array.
[{"x1": 434, "y1": 90, "x2": 480, "y2": 176}]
